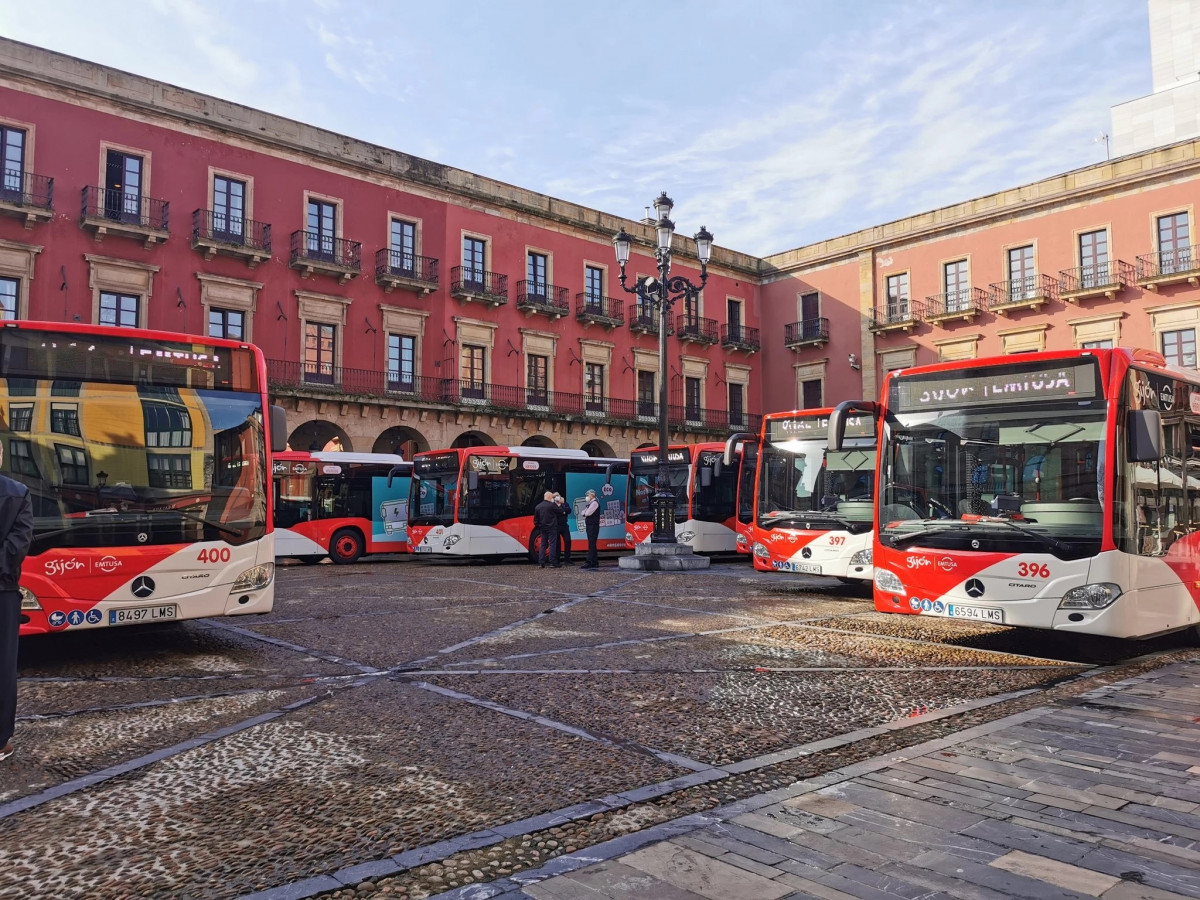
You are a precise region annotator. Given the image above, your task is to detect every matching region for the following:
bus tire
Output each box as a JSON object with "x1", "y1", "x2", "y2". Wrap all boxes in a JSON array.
[
  {"x1": 528, "y1": 530, "x2": 544, "y2": 563},
  {"x1": 329, "y1": 528, "x2": 364, "y2": 565},
  {"x1": 298, "y1": 556, "x2": 323, "y2": 566}
]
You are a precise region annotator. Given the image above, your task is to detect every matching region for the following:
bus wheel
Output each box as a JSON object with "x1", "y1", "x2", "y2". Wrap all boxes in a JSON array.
[
  {"x1": 297, "y1": 556, "x2": 323, "y2": 566},
  {"x1": 329, "y1": 529, "x2": 364, "y2": 565},
  {"x1": 528, "y1": 531, "x2": 543, "y2": 564}
]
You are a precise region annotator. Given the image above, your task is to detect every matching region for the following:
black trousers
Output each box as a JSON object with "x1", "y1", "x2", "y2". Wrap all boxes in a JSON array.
[
  {"x1": 0, "y1": 589, "x2": 19, "y2": 747},
  {"x1": 539, "y1": 527, "x2": 559, "y2": 565},
  {"x1": 585, "y1": 520, "x2": 600, "y2": 567}
]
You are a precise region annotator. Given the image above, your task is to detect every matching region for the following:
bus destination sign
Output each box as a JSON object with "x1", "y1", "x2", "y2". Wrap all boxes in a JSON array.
[
  {"x1": 633, "y1": 449, "x2": 688, "y2": 467},
  {"x1": 893, "y1": 361, "x2": 1099, "y2": 413},
  {"x1": 766, "y1": 415, "x2": 872, "y2": 444}
]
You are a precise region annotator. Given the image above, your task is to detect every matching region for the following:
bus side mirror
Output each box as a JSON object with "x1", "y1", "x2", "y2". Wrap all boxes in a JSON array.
[
  {"x1": 467, "y1": 470, "x2": 480, "y2": 492},
  {"x1": 713, "y1": 459, "x2": 724, "y2": 478},
  {"x1": 387, "y1": 465, "x2": 404, "y2": 488},
  {"x1": 604, "y1": 463, "x2": 614, "y2": 486},
  {"x1": 1128, "y1": 409, "x2": 1163, "y2": 462},
  {"x1": 829, "y1": 400, "x2": 878, "y2": 451},
  {"x1": 699, "y1": 466, "x2": 713, "y2": 488},
  {"x1": 270, "y1": 405, "x2": 288, "y2": 454}
]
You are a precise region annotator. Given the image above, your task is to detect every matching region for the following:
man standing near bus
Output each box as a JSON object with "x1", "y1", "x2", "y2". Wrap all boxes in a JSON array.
[
  {"x1": 580, "y1": 489, "x2": 601, "y2": 569},
  {"x1": 0, "y1": 440, "x2": 35, "y2": 762},
  {"x1": 534, "y1": 491, "x2": 560, "y2": 568}
]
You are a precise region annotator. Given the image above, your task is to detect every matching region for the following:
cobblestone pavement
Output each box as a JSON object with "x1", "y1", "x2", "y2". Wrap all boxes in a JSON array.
[{"x1": 0, "y1": 557, "x2": 1194, "y2": 899}]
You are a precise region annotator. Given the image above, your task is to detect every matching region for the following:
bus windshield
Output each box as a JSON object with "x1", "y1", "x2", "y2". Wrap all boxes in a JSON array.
[
  {"x1": 410, "y1": 452, "x2": 460, "y2": 526},
  {"x1": 628, "y1": 450, "x2": 689, "y2": 522}
]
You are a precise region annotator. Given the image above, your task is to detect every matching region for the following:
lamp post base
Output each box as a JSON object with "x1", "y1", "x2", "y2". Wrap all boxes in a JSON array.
[{"x1": 618, "y1": 542, "x2": 711, "y2": 571}]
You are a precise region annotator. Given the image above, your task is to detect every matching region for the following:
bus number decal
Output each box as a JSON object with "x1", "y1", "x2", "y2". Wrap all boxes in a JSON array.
[
  {"x1": 828, "y1": 535, "x2": 846, "y2": 546},
  {"x1": 1016, "y1": 562, "x2": 1050, "y2": 578},
  {"x1": 198, "y1": 548, "x2": 233, "y2": 563}
]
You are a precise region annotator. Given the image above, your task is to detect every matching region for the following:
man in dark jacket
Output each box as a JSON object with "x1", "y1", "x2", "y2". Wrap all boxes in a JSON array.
[
  {"x1": 553, "y1": 493, "x2": 573, "y2": 566},
  {"x1": 0, "y1": 440, "x2": 35, "y2": 762},
  {"x1": 533, "y1": 491, "x2": 559, "y2": 568}
]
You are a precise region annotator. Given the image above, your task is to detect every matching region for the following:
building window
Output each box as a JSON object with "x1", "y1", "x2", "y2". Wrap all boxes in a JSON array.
[
  {"x1": 944, "y1": 260, "x2": 969, "y2": 311},
  {"x1": 387, "y1": 334, "x2": 415, "y2": 392},
  {"x1": 104, "y1": 149, "x2": 142, "y2": 222},
  {"x1": 1157, "y1": 212, "x2": 1191, "y2": 273},
  {"x1": 802, "y1": 378, "x2": 822, "y2": 409},
  {"x1": 50, "y1": 404, "x2": 80, "y2": 436},
  {"x1": 885, "y1": 273, "x2": 909, "y2": 319},
  {"x1": 1, "y1": 126, "x2": 25, "y2": 197},
  {"x1": 51, "y1": 380, "x2": 81, "y2": 397},
  {"x1": 463, "y1": 237, "x2": 486, "y2": 287},
  {"x1": 1079, "y1": 230, "x2": 1109, "y2": 287},
  {"x1": 685, "y1": 377, "x2": 702, "y2": 421},
  {"x1": 55, "y1": 444, "x2": 88, "y2": 485},
  {"x1": 99, "y1": 291, "x2": 138, "y2": 328},
  {"x1": 1082, "y1": 339, "x2": 1113, "y2": 350},
  {"x1": 306, "y1": 199, "x2": 337, "y2": 261},
  {"x1": 9, "y1": 405, "x2": 32, "y2": 432},
  {"x1": 1008, "y1": 245, "x2": 1036, "y2": 298},
  {"x1": 527, "y1": 354, "x2": 548, "y2": 405},
  {"x1": 729, "y1": 382, "x2": 745, "y2": 427},
  {"x1": 7, "y1": 378, "x2": 34, "y2": 397},
  {"x1": 148, "y1": 453, "x2": 192, "y2": 489},
  {"x1": 527, "y1": 252, "x2": 548, "y2": 298},
  {"x1": 143, "y1": 402, "x2": 192, "y2": 447},
  {"x1": 208, "y1": 308, "x2": 244, "y2": 340},
  {"x1": 9, "y1": 439, "x2": 37, "y2": 477},
  {"x1": 304, "y1": 322, "x2": 336, "y2": 384},
  {"x1": 727, "y1": 298, "x2": 743, "y2": 342},
  {"x1": 637, "y1": 370, "x2": 656, "y2": 417},
  {"x1": 584, "y1": 266, "x2": 604, "y2": 306},
  {"x1": 0, "y1": 276, "x2": 17, "y2": 320},
  {"x1": 585, "y1": 362, "x2": 604, "y2": 412},
  {"x1": 212, "y1": 175, "x2": 245, "y2": 241},
  {"x1": 461, "y1": 345, "x2": 486, "y2": 400},
  {"x1": 1162, "y1": 328, "x2": 1197, "y2": 368},
  {"x1": 390, "y1": 219, "x2": 416, "y2": 274}
]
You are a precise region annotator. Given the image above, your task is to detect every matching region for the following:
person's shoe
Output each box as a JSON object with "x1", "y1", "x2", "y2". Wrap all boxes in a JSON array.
[
  {"x1": 0, "y1": 741, "x2": 13, "y2": 762},
  {"x1": 552, "y1": 563, "x2": 562, "y2": 568}
]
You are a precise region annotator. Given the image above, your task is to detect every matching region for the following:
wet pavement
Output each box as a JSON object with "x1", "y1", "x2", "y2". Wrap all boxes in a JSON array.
[{"x1": 0, "y1": 556, "x2": 1194, "y2": 899}]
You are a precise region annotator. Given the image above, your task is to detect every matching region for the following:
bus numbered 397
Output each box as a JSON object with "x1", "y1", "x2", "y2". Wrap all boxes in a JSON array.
[
  {"x1": 6, "y1": 320, "x2": 286, "y2": 636},
  {"x1": 625, "y1": 442, "x2": 749, "y2": 553},
  {"x1": 407, "y1": 446, "x2": 628, "y2": 560},
  {"x1": 749, "y1": 408, "x2": 876, "y2": 581},
  {"x1": 831, "y1": 347, "x2": 1200, "y2": 641},
  {"x1": 272, "y1": 451, "x2": 411, "y2": 564}
]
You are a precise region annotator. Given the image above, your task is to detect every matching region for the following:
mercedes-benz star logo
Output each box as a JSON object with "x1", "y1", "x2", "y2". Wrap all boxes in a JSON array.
[
  {"x1": 964, "y1": 578, "x2": 985, "y2": 598},
  {"x1": 131, "y1": 576, "x2": 156, "y2": 598},
  {"x1": 801, "y1": 547, "x2": 812, "y2": 559}
]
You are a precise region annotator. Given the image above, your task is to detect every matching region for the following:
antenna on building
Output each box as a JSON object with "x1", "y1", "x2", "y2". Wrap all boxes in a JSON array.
[{"x1": 1094, "y1": 132, "x2": 1110, "y2": 160}]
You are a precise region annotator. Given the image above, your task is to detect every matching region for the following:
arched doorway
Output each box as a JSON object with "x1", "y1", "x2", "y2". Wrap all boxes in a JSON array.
[
  {"x1": 289, "y1": 420, "x2": 353, "y2": 453},
  {"x1": 635, "y1": 441, "x2": 656, "y2": 450},
  {"x1": 372, "y1": 426, "x2": 429, "y2": 460},
  {"x1": 451, "y1": 430, "x2": 495, "y2": 448},
  {"x1": 521, "y1": 435, "x2": 557, "y2": 448},
  {"x1": 580, "y1": 439, "x2": 615, "y2": 458}
]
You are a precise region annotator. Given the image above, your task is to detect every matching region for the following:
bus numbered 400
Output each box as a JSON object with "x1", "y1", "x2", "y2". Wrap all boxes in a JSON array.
[
  {"x1": 749, "y1": 408, "x2": 876, "y2": 581},
  {"x1": 831, "y1": 347, "x2": 1200, "y2": 641},
  {"x1": 273, "y1": 451, "x2": 411, "y2": 564},
  {"x1": 6, "y1": 321, "x2": 285, "y2": 636},
  {"x1": 407, "y1": 446, "x2": 628, "y2": 560},
  {"x1": 626, "y1": 442, "x2": 750, "y2": 553}
]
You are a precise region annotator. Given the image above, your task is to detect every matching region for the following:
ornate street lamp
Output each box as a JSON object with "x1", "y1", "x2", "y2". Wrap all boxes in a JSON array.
[{"x1": 614, "y1": 194, "x2": 713, "y2": 544}]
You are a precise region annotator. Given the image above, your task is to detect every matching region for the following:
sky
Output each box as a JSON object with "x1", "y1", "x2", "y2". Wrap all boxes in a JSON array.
[{"x1": 0, "y1": 0, "x2": 1152, "y2": 258}]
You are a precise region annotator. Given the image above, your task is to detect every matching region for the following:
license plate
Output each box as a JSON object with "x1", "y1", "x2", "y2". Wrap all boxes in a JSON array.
[
  {"x1": 797, "y1": 563, "x2": 823, "y2": 574},
  {"x1": 946, "y1": 604, "x2": 1004, "y2": 623},
  {"x1": 109, "y1": 604, "x2": 178, "y2": 625},
  {"x1": 414, "y1": 545, "x2": 432, "y2": 553}
]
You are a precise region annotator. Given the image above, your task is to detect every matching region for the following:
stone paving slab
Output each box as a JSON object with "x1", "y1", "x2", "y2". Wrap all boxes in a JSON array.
[{"x1": 515, "y1": 658, "x2": 1200, "y2": 900}]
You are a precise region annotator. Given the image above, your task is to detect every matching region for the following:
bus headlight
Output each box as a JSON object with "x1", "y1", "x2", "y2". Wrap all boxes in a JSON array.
[
  {"x1": 678, "y1": 531, "x2": 696, "y2": 543},
  {"x1": 443, "y1": 534, "x2": 461, "y2": 548},
  {"x1": 1059, "y1": 583, "x2": 1122, "y2": 610},
  {"x1": 849, "y1": 548, "x2": 872, "y2": 566},
  {"x1": 752, "y1": 543, "x2": 770, "y2": 558},
  {"x1": 874, "y1": 568, "x2": 904, "y2": 594},
  {"x1": 19, "y1": 586, "x2": 40, "y2": 611},
  {"x1": 736, "y1": 533, "x2": 747, "y2": 546},
  {"x1": 230, "y1": 563, "x2": 274, "y2": 593},
  {"x1": 626, "y1": 531, "x2": 634, "y2": 542}
]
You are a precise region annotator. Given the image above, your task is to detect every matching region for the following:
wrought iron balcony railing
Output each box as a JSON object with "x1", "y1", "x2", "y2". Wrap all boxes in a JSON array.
[
  {"x1": 783, "y1": 318, "x2": 830, "y2": 347},
  {"x1": 720, "y1": 324, "x2": 761, "y2": 352},
  {"x1": 868, "y1": 304, "x2": 919, "y2": 331},
  {"x1": 1058, "y1": 260, "x2": 1134, "y2": 301},
  {"x1": 675, "y1": 315, "x2": 719, "y2": 344},
  {"x1": 374, "y1": 249, "x2": 439, "y2": 294},
  {"x1": 575, "y1": 294, "x2": 624, "y2": 327},
  {"x1": 515, "y1": 281, "x2": 570, "y2": 316},
  {"x1": 988, "y1": 274, "x2": 1058, "y2": 311},
  {"x1": 628, "y1": 302, "x2": 672, "y2": 335},
  {"x1": 81, "y1": 186, "x2": 169, "y2": 232},
  {"x1": 451, "y1": 266, "x2": 508, "y2": 305},
  {"x1": 192, "y1": 209, "x2": 272, "y2": 253},
  {"x1": 0, "y1": 169, "x2": 53, "y2": 211},
  {"x1": 289, "y1": 230, "x2": 361, "y2": 273},
  {"x1": 1136, "y1": 246, "x2": 1200, "y2": 285},
  {"x1": 266, "y1": 358, "x2": 759, "y2": 433},
  {"x1": 920, "y1": 288, "x2": 988, "y2": 321}
]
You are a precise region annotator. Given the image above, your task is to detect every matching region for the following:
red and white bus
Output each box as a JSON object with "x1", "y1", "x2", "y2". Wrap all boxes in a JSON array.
[
  {"x1": 272, "y1": 451, "x2": 411, "y2": 564},
  {"x1": 748, "y1": 408, "x2": 876, "y2": 581},
  {"x1": 407, "y1": 446, "x2": 628, "y2": 560},
  {"x1": 6, "y1": 321, "x2": 284, "y2": 636},
  {"x1": 831, "y1": 348, "x2": 1200, "y2": 641},
  {"x1": 626, "y1": 443, "x2": 750, "y2": 553}
]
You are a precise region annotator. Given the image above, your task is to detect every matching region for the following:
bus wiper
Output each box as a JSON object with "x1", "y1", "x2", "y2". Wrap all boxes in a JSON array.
[
  {"x1": 983, "y1": 516, "x2": 1072, "y2": 553},
  {"x1": 154, "y1": 508, "x2": 245, "y2": 538},
  {"x1": 764, "y1": 511, "x2": 854, "y2": 529},
  {"x1": 887, "y1": 524, "x2": 968, "y2": 547},
  {"x1": 889, "y1": 517, "x2": 1071, "y2": 553}
]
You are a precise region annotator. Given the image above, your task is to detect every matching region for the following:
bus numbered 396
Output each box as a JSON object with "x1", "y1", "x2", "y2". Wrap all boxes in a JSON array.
[
  {"x1": 272, "y1": 451, "x2": 411, "y2": 564},
  {"x1": 831, "y1": 347, "x2": 1200, "y2": 641},
  {"x1": 626, "y1": 442, "x2": 752, "y2": 553},
  {"x1": 749, "y1": 408, "x2": 876, "y2": 581},
  {"x1": 407, "y1": 446, "x2": 628, "y2": 560},
  {"x1": 7, "y1": 320, "x2": 286, "y2": 636}
]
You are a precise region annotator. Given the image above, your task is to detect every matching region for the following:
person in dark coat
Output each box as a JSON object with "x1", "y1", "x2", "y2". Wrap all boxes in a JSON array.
[
  {"x1": 0, "y1": 440, "x2": 35, "y2": 763},
  {"x1": 553, "y1": 493, "x2": 573, "y2": 566},
  {"x1": 580, "y1": 489, "x2": 601, "y2": 569},
  {"x1": 533, "y1": 491, "x2": 560, "y2": 568}
]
